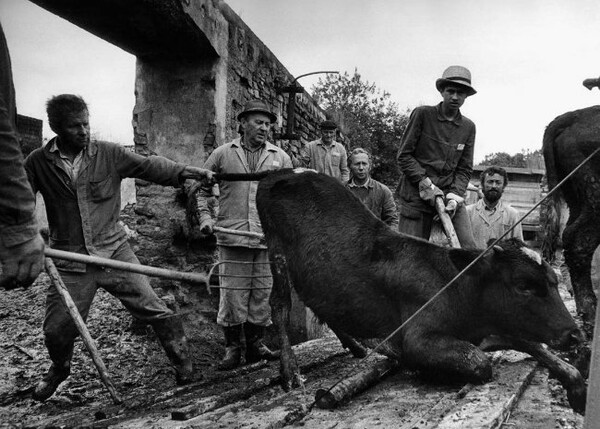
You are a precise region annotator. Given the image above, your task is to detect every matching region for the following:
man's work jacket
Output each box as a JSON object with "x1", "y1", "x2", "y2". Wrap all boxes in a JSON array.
[
  {"x1": 397, "y1": 103, "x2": 475, "y2": 214},
  {"x1": 305, "y1": 139, "x2": 349, "y2": 182},
  {"x1": 198, "y1": 138, "x2": 292, "y2": 249},
  {"x1": 466, "y1": 198, "x2": 524, "y2": 249},
  {"x1": 25, "y1": 139, "x2": 185, "y2": 271}
]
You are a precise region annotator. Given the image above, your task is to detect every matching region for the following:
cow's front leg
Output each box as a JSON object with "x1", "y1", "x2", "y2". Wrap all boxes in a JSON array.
[
  {"x1": 509, "y1": 338, "x2": 586, "y2": 414},
  {"x1": 405, "y1": 333, "x2": 492, "y2": 382},
  {"x1": 269, "y1": 253, "x2": 302, "y2": 391},
  {"x1": 331, "y1": 328, "x2": 368, "y2": 358}
]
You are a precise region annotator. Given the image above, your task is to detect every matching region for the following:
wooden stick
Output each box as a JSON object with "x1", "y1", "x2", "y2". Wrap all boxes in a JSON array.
[
  {"x1": 44, "y1": 257, "x2": 123, "y2": 405},
  {"x1": 45, "y1": 248, "x2": 207, "y2": 285},
  {"x1": 435, "y1": 197, "x2": 461, "y2": 248},
  {"x1": 314, "y1": 359, "x2": 398, "y2": 409},
  {"x1": 213, "y1": 226, "x2": 264, "y2": 240}
]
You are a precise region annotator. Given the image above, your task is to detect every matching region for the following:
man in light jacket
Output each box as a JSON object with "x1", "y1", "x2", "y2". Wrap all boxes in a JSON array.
[
  {"x1": 305, "y1": 120, "x2": 349, "y2": 182},
  {"x1": 467, "y1": 166, "x2": 523, "y2": 248},
  {"x1": 197, "y1": 99, "x2": 292, "y2": 370}
]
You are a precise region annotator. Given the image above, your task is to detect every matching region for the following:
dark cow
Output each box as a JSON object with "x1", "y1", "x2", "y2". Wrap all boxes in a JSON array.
[
  {"x1": 543, "y1": 106, "x2": 600, "y2": 324},
  {"x1": 252, "y1": 169, "x2": 586, "y2": 412}
]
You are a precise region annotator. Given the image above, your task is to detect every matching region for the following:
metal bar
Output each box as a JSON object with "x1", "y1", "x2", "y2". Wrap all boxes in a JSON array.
[
  {"x1": 45, "y1": 257, "x2": 123, "y2": 404},
  {"x1": 213, "y1": 226, "x2": 264, "y2": 240},
  {"x1": 44, "y1": 248, "x2": 207, "y2": 285}
]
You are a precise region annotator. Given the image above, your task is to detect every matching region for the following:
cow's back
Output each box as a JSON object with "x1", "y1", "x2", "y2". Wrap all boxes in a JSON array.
[
  {"x1": 543, "y1": 106, "x2": 600, "y2": 213},
  {"x1": 256, "y1": 170, "x2": 403, "y2": 337}
]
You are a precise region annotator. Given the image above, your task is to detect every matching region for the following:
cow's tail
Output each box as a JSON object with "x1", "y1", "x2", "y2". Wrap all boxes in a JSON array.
[{"x1": 540, "y1": 111, "x2": 577, "y2": 261}]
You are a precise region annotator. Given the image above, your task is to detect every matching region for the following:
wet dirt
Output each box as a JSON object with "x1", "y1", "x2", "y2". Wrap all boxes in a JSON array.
[{"x1": 0, "y1": 272, "x2": 590, "y2": 428}]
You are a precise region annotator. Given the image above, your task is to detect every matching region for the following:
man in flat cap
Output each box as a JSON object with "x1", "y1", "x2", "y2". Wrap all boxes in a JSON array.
[
  {"x1": 197, "y1": 99, "x2": 292, "y2": 370},
  {"x1": 396, "y1": 65, "x2": 477, "y2": 248},
  {"x1": 304, "y1": 120, "x2": 349, "y2": 182}
]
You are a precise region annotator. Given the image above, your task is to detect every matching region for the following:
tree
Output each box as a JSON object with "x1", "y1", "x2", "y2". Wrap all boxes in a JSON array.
[
  {"x1": 480, "y1": 149, "x2": 544, "y2": 169},
  {"x1": 311, "y1": 69, "x2": 410, "y2": 185}
]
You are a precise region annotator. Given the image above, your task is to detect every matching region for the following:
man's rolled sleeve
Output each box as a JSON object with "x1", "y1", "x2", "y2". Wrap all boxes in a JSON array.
[{"x1": 114, "y1": 144, "x2": 186, "y2": 186}]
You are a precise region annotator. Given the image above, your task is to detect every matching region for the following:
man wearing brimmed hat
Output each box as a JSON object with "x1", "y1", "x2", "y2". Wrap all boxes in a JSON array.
[
  {"x1": 396, "y1": 65, "x2": 477, "y2": 248},
  {"x1": 196, "y1": 99, "x2": 292, "y2": 370},
  {"x1": 304, "y1": 119, "x2": 349, "y2": 182}
]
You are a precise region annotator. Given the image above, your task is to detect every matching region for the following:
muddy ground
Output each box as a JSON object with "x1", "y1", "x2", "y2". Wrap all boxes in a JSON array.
[{"x1": 0, "y1": 268, "x2": 589, "y2": 428}]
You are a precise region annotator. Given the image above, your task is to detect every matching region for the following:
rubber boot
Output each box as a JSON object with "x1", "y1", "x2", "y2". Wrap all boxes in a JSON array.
[
  {"x1": 151, "y1": 316, "x2": 195, "y2": 385},
  {"x1": 218, "y1": 325, "x2": 242, "y2": 371},
  {"x1": 244, "y1": 322, "x2": 280, "y2": 363},
  {"x1": 32, "y1": 362, "x2": 70, "y2": 402}
]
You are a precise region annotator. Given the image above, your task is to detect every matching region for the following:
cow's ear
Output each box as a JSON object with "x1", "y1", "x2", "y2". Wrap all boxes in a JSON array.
[{"x1": 448, "y1": 248, "x2": 491, "y2": 277}]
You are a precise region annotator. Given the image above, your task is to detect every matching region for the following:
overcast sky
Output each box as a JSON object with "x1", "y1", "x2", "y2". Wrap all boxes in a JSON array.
[{"x1": 2, "y1": 0, "x2": 600, "y2": 162}]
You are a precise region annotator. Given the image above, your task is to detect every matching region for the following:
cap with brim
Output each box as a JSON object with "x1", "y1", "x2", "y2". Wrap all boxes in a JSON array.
[
  {"x1": 319, "y1": 120, "x2": 338, "y2": 130},
  {"x1": 435, "y1": 65, "x2": 477, "y2": 96},
  {"x1": 237, "y1": 99, "x2": 277, "y2": 122}
]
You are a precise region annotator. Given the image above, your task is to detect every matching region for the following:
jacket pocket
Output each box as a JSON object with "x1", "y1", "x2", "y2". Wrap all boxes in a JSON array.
[{"x1": 89, "y1": 175, "x2": 114, "y2": 202}]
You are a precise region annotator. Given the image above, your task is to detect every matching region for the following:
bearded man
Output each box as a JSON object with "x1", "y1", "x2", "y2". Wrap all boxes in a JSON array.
[{"x1": 466, "y1": 166, "x2": 523, "y2": 248}]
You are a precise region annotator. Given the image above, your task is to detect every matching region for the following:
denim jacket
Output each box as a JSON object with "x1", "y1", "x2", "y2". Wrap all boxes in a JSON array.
[{"x1": 25, "y1": 139, "x2": 185, "y2": 271}]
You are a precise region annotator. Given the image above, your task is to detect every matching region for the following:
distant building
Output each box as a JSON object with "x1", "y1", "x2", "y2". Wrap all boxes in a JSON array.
[{"x1": 16, "y1": 114, "x2": 43, "y2": 156}]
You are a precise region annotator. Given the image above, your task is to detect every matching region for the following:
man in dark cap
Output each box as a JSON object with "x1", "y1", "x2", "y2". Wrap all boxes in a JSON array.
[
  {"x1": 396, "y1": 65, "x2": 477, "y2": 248},
  {"x1": 305, "y1": 120, "x2": 349, "y2": 182},
  {"x1": 197, "y1": 99, "x2": 292, "y2": 370}
]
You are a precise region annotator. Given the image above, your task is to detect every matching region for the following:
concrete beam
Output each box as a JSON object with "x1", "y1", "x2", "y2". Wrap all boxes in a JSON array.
[{"x1": 28, "y1": 0, "x2": 218, "y2": 59}]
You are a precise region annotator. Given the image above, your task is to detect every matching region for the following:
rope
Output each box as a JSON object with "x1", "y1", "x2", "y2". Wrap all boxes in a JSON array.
[{"x1": 308, "y1": 144, "x2": 600, "y2": 410}]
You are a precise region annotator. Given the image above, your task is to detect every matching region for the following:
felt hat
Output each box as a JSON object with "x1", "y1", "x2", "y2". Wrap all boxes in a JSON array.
[
  {"x1": 237, "y1": 99, "x2": 277, "y2": 122},
  {"x1": 319, "y1": 120, "x2": 338, "y2": 130},
  {"x1": 435, "y1": 65, "x2": 477, "y2": 96}
]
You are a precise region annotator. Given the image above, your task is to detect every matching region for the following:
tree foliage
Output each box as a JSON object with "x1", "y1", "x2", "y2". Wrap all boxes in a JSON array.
[
  {"x1": 480, "y1": 149, "x2": 544, "y2": 169},
  {"x1": 311, "y1": 69, "x2": 410, "y2": 185}
]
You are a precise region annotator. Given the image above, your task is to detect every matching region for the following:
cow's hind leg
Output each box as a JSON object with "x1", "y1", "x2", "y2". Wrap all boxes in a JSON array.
[
  {"x1": 269, "y1": 253, "x2": 303, "y2": 391},
  {"x1": 563, "y1": 212, "x2": 600, "y2": 324},
  {"x1": 330, "y1": 328, "x2": 368, "y2": 358}
]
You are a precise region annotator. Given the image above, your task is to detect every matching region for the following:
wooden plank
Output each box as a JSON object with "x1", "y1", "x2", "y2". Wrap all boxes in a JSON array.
[{"x1": 435, "y1": 357, "x2": 537, "y2": 429}]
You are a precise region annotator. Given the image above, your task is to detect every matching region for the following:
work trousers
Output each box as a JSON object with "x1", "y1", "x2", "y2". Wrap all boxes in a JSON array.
[
  {"x1": 43, "y1": 242, "x2": 173, "y2": 367},
  {"x1": 216, "y1": 246, "x2": 272, "y2": 327},
  {"x1": 398, "y1": 204, "x2": 477, "y2": 249}
]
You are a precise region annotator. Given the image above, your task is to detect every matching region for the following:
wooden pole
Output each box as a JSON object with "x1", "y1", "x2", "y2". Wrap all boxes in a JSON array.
[
  {"x1": 314, "y1": 359, "x2": 398, "y2": 409},
  {"x1": 44, "y1": 257, "x2": 123, "y2": 405},
  {"x1": 435, "y1": 197, "x2": 461, "y2": 248},
  {"x1": 45, "y1": 248, "x2": 207, "y2": 285}
]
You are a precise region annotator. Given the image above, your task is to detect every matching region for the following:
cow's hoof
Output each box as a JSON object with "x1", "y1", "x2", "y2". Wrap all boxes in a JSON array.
[{"x1": 347, "y1": 343, "x2": 368, "y2": 359}]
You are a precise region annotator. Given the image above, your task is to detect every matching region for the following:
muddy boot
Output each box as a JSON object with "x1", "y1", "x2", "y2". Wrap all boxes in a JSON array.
[
  {"x1": 218, "y1": 325, "x2": 242, "y2": 371},
  {"x1": 244, "y1": 323, "x2": 280, "y2": 363},
  {"x1": 32, "y1": 362, "x2": 70, "y2": 402},
  {"x1": 151, "y1": 316, "x2": 194, "y2": 385}
]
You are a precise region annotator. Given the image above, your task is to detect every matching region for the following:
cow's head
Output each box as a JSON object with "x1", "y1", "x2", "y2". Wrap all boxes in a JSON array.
[{"x1": 450, "y1": 238, "x2": 581, "y2": 350}]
